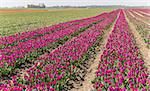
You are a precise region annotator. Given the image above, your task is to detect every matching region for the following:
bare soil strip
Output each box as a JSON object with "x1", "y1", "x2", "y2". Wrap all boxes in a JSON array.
[
  {"x1": 70, "y1": 12, "x2": 120, "y2": 91},
  {"x1": 133, "y1": 10, "x2": 149, "y2": 18},
  {"x1": 124, "y1": 12, "x2": 150, "y2": 78},
  {"x1": 132, "y1": 10, "x2": 150, "y2": 23},
  {"x1": 128, "y1": 11, "x2": 150, "y2": 25},
  {"x1": 138, "y1": 10, "x2": 150, "y2": 16}
]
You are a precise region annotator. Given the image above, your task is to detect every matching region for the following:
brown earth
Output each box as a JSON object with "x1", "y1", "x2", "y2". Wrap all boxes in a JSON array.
[
  {"x1": 134, "y1": 10, "x2": 150, "y2": 18},
  {"x1": 128, "y1": 11, "x2": 150, "y2": 26},
  {"x1": 138, "y1": 10, "x2": 150, "y2": 16},
  {"x1": 132, "y1": 10, "x2": 150, "y2": 23},
  {"x1": 137, "y1": 11, "x2": 150, "y2": 16}
]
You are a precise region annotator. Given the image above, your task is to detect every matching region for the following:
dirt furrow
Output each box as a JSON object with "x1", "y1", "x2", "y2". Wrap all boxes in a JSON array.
[
  {"x1": 132, "y1": 10, "x2": 150, "y2": 23},
  {"x1": 138, "y1": 10, "x2": 150, "y2": 16},
  {"x1": 128, "y1": 11, "x2": 150, "y2": 25},
  {"x1": 133, "y1": 10, "x2": 149, "y2": 18}
]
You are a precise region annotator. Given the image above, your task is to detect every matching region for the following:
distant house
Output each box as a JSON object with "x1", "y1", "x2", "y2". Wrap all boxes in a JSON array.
[{"x1": 27, "y1": 3, "x2": 46, "y2": 8}]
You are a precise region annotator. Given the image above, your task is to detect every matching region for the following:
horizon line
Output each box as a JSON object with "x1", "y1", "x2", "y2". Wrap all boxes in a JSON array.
[{"x1": 0, "y1": 4, "x2": 150, "y2": 8}]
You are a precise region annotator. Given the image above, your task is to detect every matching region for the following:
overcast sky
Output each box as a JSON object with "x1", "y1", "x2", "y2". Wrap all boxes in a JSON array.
[{"x1": 0, "y1": 0, "x2": 150, "y2": 7}]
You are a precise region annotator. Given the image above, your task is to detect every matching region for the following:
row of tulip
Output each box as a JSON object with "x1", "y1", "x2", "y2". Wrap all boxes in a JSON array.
[
  {"x1": 128, "y1": 10, "x2": 150, "y2": 23},
  {"x1": 134, "y1": 9, "x2": 150, "y2": 15},
  {"x1": 0, "y1": 11, "x2": 112, "y2": 75},
  {"x1": 0, "y1": 12, "x2": 108, "y2": 47},
  {"x1": 0, "y1": 19, "x2": 80, "y2": 46},
  {"x1": 125, "y1": 10, "x2": 150, "y2": 48},
  {"x1": 93, "y1": 10, "x2": 150, "y2": 90},
  {"x1": 126, "y1": 10, "x2": 150, "y2": 25},
  {"x1": 0, "y1": 10, "x2": 119, "y2": 90},
  {"x1": 131, "y1": 9, "x2": 150, "y2": 18}
]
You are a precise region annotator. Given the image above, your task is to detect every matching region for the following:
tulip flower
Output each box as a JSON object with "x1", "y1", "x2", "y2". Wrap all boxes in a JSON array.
[
  {"x1": 93, "y1": 9, "x2": 150, "y2": 90},
  {"x1": 0, "y1": 10, "x2": 120, "y2": 90}
]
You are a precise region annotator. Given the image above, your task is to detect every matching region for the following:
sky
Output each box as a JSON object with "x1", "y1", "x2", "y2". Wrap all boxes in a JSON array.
[{"x1": 0, "y1": 0, "x2": 150, "y2": 7}]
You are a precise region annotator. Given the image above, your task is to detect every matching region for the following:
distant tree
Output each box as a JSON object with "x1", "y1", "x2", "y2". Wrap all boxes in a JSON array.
[{"x1": 27, "y1": 3, "x2": 46, "y2": 8}]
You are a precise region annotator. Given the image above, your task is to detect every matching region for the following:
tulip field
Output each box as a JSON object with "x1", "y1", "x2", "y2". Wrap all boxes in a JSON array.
[
  {"x1": 93, "y1": 10, "x2": 150, "y2": 91},
  {"x1": 0, "y1": 8, "x2": 150, "y2": 90},
  {"x1": 125, "y1": 9, "x2": 150, "y2": 48},
  {"x1": 0, "y1": 8, "x2": 112, "y2": 36}
]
